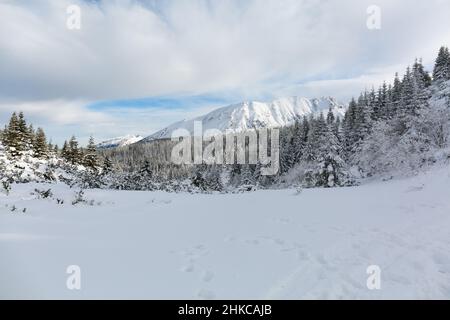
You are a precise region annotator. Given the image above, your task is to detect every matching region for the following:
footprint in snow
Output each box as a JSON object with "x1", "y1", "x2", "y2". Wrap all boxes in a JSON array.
[
  {"x1": 197, "y1": 289, "x2": 215, "y2": 300},
  {"x1": 405, "y1": 184, "x2": 425, "y2": 193},
  {"x1": 201, "y1": 270, "x2": 214, "y2": 282},
  {"x1": 181, "y1": 264, "x2": 195, "y2": 273}
]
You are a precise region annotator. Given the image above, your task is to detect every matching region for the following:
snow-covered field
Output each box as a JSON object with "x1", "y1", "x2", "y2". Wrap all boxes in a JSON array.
[{"x1": 1, "y1": 166, "x2": 450, "y2": 299}]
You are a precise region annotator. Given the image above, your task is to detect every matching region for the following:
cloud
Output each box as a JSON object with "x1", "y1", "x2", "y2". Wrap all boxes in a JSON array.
[
  {"x1": 0, "y1": 0, "x2": 449, "y2": 142},
  {"x1": 1, "y1": 0, "x2": 449, "y2": 102},
  {"x1": 0, "y1": 98, "x2": 217, "y2": 145}
]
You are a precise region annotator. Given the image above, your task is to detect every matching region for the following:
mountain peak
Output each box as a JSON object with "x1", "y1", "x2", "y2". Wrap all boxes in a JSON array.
[
  {"x1": 97, "y1": 135, "x2": 143, "y2": 149},
  {"x1": 144, "y1": 96, "x2": 346, "y2": 141}
]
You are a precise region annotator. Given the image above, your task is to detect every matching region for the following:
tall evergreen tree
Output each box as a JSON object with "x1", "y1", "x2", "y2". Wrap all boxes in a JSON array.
[
  {"x1": 83, "y1": 135, "x2": 99, "y2": 170},
  {"x1": 390, "y1": 73, "x2": 402, "y2": 118},
  {"x1": 433, "y1": 46, "x2": 450, "y2": 82},
  {"x1": 4, "y1": 112, "x2": 21, "y2": 156},
  {"x1": 343, "y1": 98, "x2": 358, "y2": 155},
  {"x1": 326, "y1": 107, "x2": 335, "y2": 125},
  {"x1": 33, "y1": 127, "x2": 48, "y2": 159},
  {"x1": 17, "y1": 111, "x2": 29, "y2": 152},
  {"x1": 67, "y1": 136, "x2": 82, "y2": 165},
  {"x1": 27, "y1": 124, "x2": 35, "y2": 152},
  {"x1": 61, "y1": 141, "x2": 69, "y2": 160},
  {"x1": 102, "y1": 156, "x2": 113, "y2": 175}
]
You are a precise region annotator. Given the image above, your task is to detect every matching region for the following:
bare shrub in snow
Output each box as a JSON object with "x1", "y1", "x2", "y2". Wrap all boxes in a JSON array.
[
  {"x1": 34, "y1": 188, "x2": 53, "y2": 199},
  {"x1": 1, "y1": 180, "x2": 11, "y2": 195}
]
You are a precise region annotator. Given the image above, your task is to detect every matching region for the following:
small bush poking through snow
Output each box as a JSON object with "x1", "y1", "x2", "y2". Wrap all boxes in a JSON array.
[
  {"x1": 34, "y1": 188, "x2": 53, "y2": 199},
  {"x1": 1, "y1": 180, "x2": 11, "y2": 195},
  {"x1": 294, "y1": 184, "x2": 303, "y2": 196},
  {"x1": 72, "y1": 190, "x2": 86, "y2": 206}
]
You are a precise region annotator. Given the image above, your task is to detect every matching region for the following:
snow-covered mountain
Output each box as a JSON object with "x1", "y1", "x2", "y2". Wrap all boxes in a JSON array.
[
  {"x1": 144, "y1": 96, "x2": 346, "y2": 141},
  {"x1": 97, "y1": 135, "x2": 144, "y2": 149}
]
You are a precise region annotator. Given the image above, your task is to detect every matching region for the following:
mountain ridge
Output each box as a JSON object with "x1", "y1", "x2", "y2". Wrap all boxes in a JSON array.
[
  {"x1": 97, "y1": 134, "x2": 144, "y2": 149},
  {"x1": 143, "y1": 96, "x2": 346, "y2": 142}
]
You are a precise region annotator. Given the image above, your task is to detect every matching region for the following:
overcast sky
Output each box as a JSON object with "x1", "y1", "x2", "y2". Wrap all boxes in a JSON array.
[{"x1": 1, "y1": 0, "x2": 450, "y2": 145}]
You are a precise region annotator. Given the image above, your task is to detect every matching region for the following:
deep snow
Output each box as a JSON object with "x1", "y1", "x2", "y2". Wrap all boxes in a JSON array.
[{"x1": 1, "y1": 165, "x2": 450, "y2": 299}]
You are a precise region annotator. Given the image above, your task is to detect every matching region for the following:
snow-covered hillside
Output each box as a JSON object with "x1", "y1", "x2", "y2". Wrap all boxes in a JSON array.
[
  {"x1": 97, "y1": 135, "x2": 143, "y2": 149},
  {"x1": 145, "y1": 96, "x2": 346, "y2": 141},
  {"x1": 1, "y1": 164, "x2": 450, "y2": 299},
  {"x1": 0, "y1": 143, "x2": 75, "y2": 184}
]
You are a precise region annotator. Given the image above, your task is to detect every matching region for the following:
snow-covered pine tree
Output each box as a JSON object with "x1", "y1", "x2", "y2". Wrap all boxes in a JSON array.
[
  {"x1": 3, "y1": 112, "x2": 22, "y2": 157},
  {"x1": 410, "y1": 59, "x2": 431, "y2": 116},
  {"x1": 27, "y1": 124, "x2": 35, "y2": 152},
  {"x1": 368, "y1": 87, "x2": 378, "y2": 122},
  {"x1": 33, "y1": 127, "x2": 48, "y2": 159},
  {"x1": 102, "y1": 156, "x2": 113, "y2": 175},
  {"x1": 303, "y1": 112, "x2": 348, "y2": 188},
  {"x1": 398, "y1": 66, "x2": 415, "y2": 123},
  {"x1": 343, "y1": 98, "x2": 358, "y2": 156},
  {"x1": 132, "y1": 159, "x2": 154, "y2": 190},
  {"x1": 355, "y1": 93, "x2": 372, "y2": 142},
  {"x1": 414, "y1": 58, "x2": 432, "y2": 87},
  {"x1": 67, "y1": 136, "x2": 82, "y2": 165},
  {"x1": 290, "y1": 116, "x2": 309, "y2": 166},
  {"x1": 203, "y1": 165, "x2": 224, "y2": 191},
  {"x1": 433, "y1": 46, "x2": 450, "y2": 82},
  {"x1": 326, "y1": 107, "x2": 335, "y2": 125},
  {"x1": 191, "y1": 164, "x2": 208, "y2": 191},
  {"x1": 61, "y1": 141, "x2": 69, "y2": 160},
  {"x1": 83, "y1": 135, "x2": 99, "y2": 171},
  {"x1": 17, "y1": 112, "x2": 30, "y2": 152},
  {"x1": 318, "y1": 123, "x2": 348, "y2": 187},
  {"x1": 333, "y1": 116, "x2": 342, "y2": 141},
  {"x1": 279, "y1": 125, "x2": 294, "y2": 174},
  {"x1": 377, "y1": 82, "x2": 389, "y2": 121},
  {"x1": 390, "y1": 73, "x2": 402, "y2": 118},
  {"x1": 238, "y1": 164, "x2": 254, "y2": 186}
]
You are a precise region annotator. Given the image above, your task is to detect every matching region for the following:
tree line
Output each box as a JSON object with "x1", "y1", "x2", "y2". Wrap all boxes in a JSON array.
[
  {"x1": 0, "y1": 113, "x2": 102, "y2": 172},
  {"x1": 1, "y1": 45, "x2": 450, "y2": 192}
]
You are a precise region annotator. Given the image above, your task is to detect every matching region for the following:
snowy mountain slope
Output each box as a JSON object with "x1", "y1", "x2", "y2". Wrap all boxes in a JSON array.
[
  {"x1": 97, "y1": 135, "x2": 143, "y2": 149},
  {"x1": 1, "y1": 165, "x2": 450, "y2": 299},
  {"x1": 144, "y1": 96, "x2": 346, "y2": 141}
]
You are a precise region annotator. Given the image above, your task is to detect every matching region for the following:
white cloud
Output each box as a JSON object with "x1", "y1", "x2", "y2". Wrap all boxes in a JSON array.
[
  {"x1": 0, "y1": 0, "x2": 449, "y2": 142},
  {"x1": 1, "y1": 0, "x2": 448, "y2": 102},
  {"x1": 0, "y1": 99, "x2": 217, "y2": 145}
]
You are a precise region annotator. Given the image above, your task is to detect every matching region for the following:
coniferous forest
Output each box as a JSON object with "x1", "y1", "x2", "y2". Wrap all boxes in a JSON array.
[{"x1": 1, "y1": 46, "x2": 450, "y2": 193}]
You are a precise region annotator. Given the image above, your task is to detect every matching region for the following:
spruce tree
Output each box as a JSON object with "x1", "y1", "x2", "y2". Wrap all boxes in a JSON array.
[
  {"x1": 413, "y1": 58, "x2": 432, "y2": 87},
  {"x1": 399, "y1": 66, "x2": 414, "y2": 119},
  {"x1": 27, "y1": 124, "x2": 35, "y2": 152},
  {"x1": 83, "y1": 135, "x2": 98, "y2": 170},
  {"x1": 140, "y1": 159, "x2": 153, "y2": 177},
  {"x1": 368, "y1": 88, "x2": 378, "y2": 122},
  {"x1": 102, "y1": 156, "x2": 113, "y2": 175},
  {"x1": 433, "y1": 46, "x2": 450, "y2": 82},
  {"x1": 67, "y1": 136, "x2": 81, "y2": 165},
  {"x1": 390, "y1": 73, "x2": 402, "y2": 118},
  {"x1": 326, "y1": 107, "x2": 335, "y2": 125},
  {"x1": 61, "y1": 141, "x2": 69, "y2": 160},
  {"x1": 318, "y1": 124, "x2": 347, "y2": 187},
  {"x1": 343, "y1": 98, "x2": 358, "y2": 155},
  {"x1": 279, "y1": 127, "x2": 294, "y2": 174},
  {"x1": 5, "y1": 112, "x2": 20, "y2": 156},
  {"x1": 17, "y1": 111, "x2": 29, "y2": 152},
  {"x1": 33, "y1": 127, "x2": 48, "y2": 159}
]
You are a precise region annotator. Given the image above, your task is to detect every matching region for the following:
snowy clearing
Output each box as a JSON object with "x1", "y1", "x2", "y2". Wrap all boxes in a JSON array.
[{"x1": 1, "y1": 166, "x2": 450, "y2": 299}]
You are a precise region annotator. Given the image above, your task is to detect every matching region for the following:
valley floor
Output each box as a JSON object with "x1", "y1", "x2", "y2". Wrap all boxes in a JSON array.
[{"x1": 1, "y1": 166, "x2": 450, "y2": 299}]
